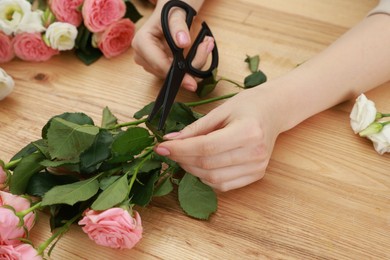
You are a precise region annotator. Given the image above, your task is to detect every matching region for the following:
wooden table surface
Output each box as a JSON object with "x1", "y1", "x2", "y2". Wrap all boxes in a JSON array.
[{"x1": 1, "y1": 0, "x2": 390, "y2": 259}]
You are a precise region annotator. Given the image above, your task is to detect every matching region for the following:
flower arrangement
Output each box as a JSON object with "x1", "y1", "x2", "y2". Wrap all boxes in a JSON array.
[
  {"x1": 0, "y1": 0, "x2": 143, "y2": 65},
  {"x1": 0, "y1": 55, "x2": 266, "y2": 258},
  {"x1": 350, "y1": 93, "x2": 390, "y2": 154}
]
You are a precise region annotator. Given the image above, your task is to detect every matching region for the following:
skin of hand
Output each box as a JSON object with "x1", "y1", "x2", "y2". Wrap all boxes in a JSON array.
[
  {"x1": 154, "y1": 13, "x2": 390, "y2": 192},
  {"x1": 132, "y1": 0, "x2": 214, "y2": 91}
]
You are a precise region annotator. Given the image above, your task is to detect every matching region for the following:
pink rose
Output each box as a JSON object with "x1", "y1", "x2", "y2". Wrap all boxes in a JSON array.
[
  {"x1": 82, "y1": 0, "x2": 126, "y2": 33},
  {"x1": 49, "y1": 0, "x2": 84, "y2": 27},
  {"x1": 94, "y1": 18, "x2": 135, "y2": 58},
  {"x1": 0, "y1": 166, "x2": 7, "y2": 189},
  {"x1": 0, "y1": 208, "x2": 27, "y2": 245},
  {"x1": 78, "y1": 208, "x2": 143, "y2": 249},
  {"x1": 0, "y1": 191, "x2": 36, "y2": 232},
  {"x1": 0, "y1": 32, "x2": 14, "y2": 63},
  {"x1": 0, "y1": 244, "x2": 42, "y2": 260},
  {"x1": 13, "y1": 33, "x2": 59, "y2": 62}
]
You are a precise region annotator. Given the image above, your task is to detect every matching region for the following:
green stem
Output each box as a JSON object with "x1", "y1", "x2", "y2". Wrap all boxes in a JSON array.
[
  {"x1": 108, "y1": 118, "x2": 147, "y2": 130},
  {"x1": 126, "y1": 148, "x2": 154, "y2": 198},
  {"x1": 17, "y1": 202, "x2": 42, "y2": 217},
  {"x1": 218, "y1": 77, "x2": 244, "y2": 88},
  {"x1": 380, "y1": 113, "x2": 390, "y2": 118},
  {"x1": 185, "y1": 92, "x2": 237, "y2": 107},
  {"x1": 37, "y1": 213, "x2": 81, "y2": 256},
  {"x1": 4, "y1": 158, "x2": 22, "y2": 169}
]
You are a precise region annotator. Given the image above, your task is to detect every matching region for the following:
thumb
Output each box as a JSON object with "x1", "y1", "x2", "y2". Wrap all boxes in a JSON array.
[
  {"x1": 164, "y1": 108, "x2": 227, "y2": 140},
  {"x1": 169, "y1": 8, "x2": 191, "y2": 48}
]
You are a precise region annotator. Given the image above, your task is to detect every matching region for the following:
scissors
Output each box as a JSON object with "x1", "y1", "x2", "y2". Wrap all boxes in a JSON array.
[{"x1": 147, "y1": 0, "x2": 219, "y2": 130}]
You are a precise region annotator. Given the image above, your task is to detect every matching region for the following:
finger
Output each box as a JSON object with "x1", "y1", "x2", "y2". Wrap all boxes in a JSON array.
[
  {"x1": 164, "y1": 105, "x2": 229, "y2": 139},
  {"x1": 169, "y1": 8, "x2": 191, "y2": 48},
  {"x1": 133, "y1": 36, "x2": 172, "y2": 78},
  {"x1": 201, "y1": 173, "x2": 265, "y2": 192},
  {"x1": 158, "y1": 120, "x2": 263, "y2": 157},
  {"x1": 168, "y1": 143, "x2": 267, "y2": 169},
  {"x1": 191, "y1": 36, "x2": 215, "y2": 69}
]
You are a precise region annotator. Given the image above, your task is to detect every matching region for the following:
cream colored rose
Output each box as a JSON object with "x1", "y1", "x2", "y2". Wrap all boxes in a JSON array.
[
  {"x1": 0, "y1": 68, "x2": 14, "y2": 100},
  {"x1": 350, "y1": 94, "x2": 377, "y2": 134},
  {"x1": 45, "y1": 22, "x2": 78, "y2": 51},
  {"x1": 0, "y1": 0, "x2": 44, "y2": 35},
  {"x1": 367, "y1": 124, "x2": 390, "y2": 155}
]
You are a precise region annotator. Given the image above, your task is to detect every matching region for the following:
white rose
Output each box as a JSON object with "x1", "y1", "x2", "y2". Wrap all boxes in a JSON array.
[
  {"x1": 45, "y1": 22, "x2": 78, "y2": 51},
  {"x1": 367, "y1": 124, "x2": 390, "y2": 155},
  {"x1": 15, "y1": 9, "x2": 45, "y2": 34},
  {"x1": 0, "y1": 0, "x2": 44, "y2": 35},
  {"x1": 0, "y1": 68, "x2": 14, "y2": 100},
  {"x1": 350, "y1": 94, "x2": 377, "y2": 134}
]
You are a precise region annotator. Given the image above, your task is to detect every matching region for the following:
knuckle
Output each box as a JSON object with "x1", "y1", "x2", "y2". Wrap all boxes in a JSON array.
[
  {"x1": 197, "y1": 157, "x2": 214, "y2": 170},
  {"x1": 203, "y1": 173, "x2": 221, "y2": 185}
]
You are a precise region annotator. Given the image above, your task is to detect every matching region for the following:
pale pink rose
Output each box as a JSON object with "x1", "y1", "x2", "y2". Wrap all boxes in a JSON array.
[
  {"x1": 0, "y1": 244, "x2": 42, "y2": 260},
  {"x1": 13, "y1": 33, "x2": 59, "y2": 62},
  {"x1": 0, "y1": 207, "x2": 27, "y2": 245},
  {"x1": 0, "y1": 191, "x2": 36, "y2": 231},
  {"x1": 49, "y1": 0, "x2": 84, "y2": 27},
  {"x1": 82, "y1": 0, "x2": 126, "y2": 33},
  {"x1": 94, "y1": 18, "x2": 135, "y2": 58},
  {"x1": 78, "y1": 208, "x2": 143, "y2": 249},
  {"x1": 0, "y1": 166, "x2": 7, "y2": 189},
  {"x1": 0, "y1": 32, "x2": 14, "y2": 63}
]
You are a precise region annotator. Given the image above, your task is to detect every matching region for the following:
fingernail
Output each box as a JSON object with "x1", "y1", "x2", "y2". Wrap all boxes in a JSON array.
[
  {"x1": 176, "y1": 31, "x2": 189, "y2": 46},
  {"x1": 155, "y1": 146, "x2": 171, "y2": 156},
  {"x1": 164, "y1": 132, "x2": 181, "y2": 139}
]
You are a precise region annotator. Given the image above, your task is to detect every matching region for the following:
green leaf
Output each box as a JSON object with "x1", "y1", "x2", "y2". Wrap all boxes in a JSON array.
[
  {"x1": 42, "y1": 112, "x2": 95, "y2": 139},
  {"x1": 110, "y1": 127, "x2": 153, "y2": 163},
  {"x1": 40, "y1": 158, "x2": 79, "y2": 168},
  {"x1": 75, "y1": 48, "x2": 103, "y2": 65},
  {"x1": 47, "y1": 118, "x2": 99, "y2": 160},
  {"x1": 41, "y1": 177, "x2": 100, "y2": 206},
  {"x1": 101, "y1": 107, "x2": 118, "y2": 129},
  {"x1": 133, "y1": 102, "x2": 154, "y2": 119},
  {"x1": 131, "y1": 171, "x2": 159, "y2": 206},
  {"x1": 124, "y1": 0, "x2": 143, "y2": 23},
  {"x1": 196, "y1": 69, "x2": 218, "y2": 98},
  {"x1": 10, "y1": 140, "x2": 42, "y2": 163},
  {"x1": 245, "y1": 55, "x2": 260, "y2": 73},
  {"x1": 79, "y1": 129, "x2": 114, "y2": 174},
  {"x1": 178, "y1": 173, "x2": 217, "y2": 220},
  {"x1": 10, "y1": 152, "x2": 46, "y2": 194},
  {"x1": 153, "y1": 176, "x2": 173, "y2": 197},
  {"x1": 91, "y1": 174, "x2": 129, "y2": 210},
  {"x1": 244, "y1": 70, "x2": 267, "y2": 88},
  {"x1": 26, "y1": 172, "x2": 78, "y2": 197}
]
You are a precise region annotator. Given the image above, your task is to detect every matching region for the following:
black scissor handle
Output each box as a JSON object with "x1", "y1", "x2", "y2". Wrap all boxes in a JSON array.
[
  {"x1": 161, "y1": 0, "x2": 197, "y2": 53},
  {"x1": 186, "y1": 22, "x2": 219, "y2": 78}
]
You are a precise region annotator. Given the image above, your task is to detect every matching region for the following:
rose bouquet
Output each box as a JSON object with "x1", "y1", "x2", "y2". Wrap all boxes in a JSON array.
[
  {"x1": 0, "y1": 0, "x2": 143, "y2": 65},
  {"x1": 350, "y1": 93, "x2": 390, "y2": 154},
  {"x1": 0, "y1": 55, "x2": 266, "y2": 258}
]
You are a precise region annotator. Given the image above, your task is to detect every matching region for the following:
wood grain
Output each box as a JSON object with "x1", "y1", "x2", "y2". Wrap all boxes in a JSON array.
[{"x1": 1, "y1": 0, "x2": 389, "y2": 259}]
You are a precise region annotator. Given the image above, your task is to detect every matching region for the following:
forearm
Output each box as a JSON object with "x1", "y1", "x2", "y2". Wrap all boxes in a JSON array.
[{"x1": 273, "y1": 13, "x2": 390, "y2": 132}]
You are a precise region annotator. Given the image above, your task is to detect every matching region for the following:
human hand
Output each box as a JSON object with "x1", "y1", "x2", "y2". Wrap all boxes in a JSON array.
[
  {"x1": 154, "y1": 86, "x2": 285, "y2": 191},
  {"x1": 132, "y1": 2, "x2": 214, "y2": 91}
]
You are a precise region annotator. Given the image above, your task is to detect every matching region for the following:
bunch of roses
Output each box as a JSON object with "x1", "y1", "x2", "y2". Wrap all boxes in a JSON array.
[
  {"x1": 0, "y1": 164, "x2": 143, "y2": 259},
  {"x1": 350, "y1": 93, "x2": 390, "y2": 154},
  {"x1": 0, "y1": 0, "x2": 138, "y2": 63}
]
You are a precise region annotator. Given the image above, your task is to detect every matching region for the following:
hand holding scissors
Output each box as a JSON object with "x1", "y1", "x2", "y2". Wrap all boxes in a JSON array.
[{"x1": 147, "y1": 0, "x2": 219, "y2": 130}]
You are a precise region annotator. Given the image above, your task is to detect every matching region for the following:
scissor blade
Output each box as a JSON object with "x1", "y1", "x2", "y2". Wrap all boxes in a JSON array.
[
  {"x1": 147, "y1": 65, "x2": 175, "y2": 122},
  {"x1": 158, "y1": 65, "x2": 186, "y2": 130}
]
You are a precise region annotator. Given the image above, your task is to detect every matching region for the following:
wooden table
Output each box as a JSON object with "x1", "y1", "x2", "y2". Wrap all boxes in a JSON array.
[{"x1": 1, "y1": 0, "x2": 389, "y2": 259}]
